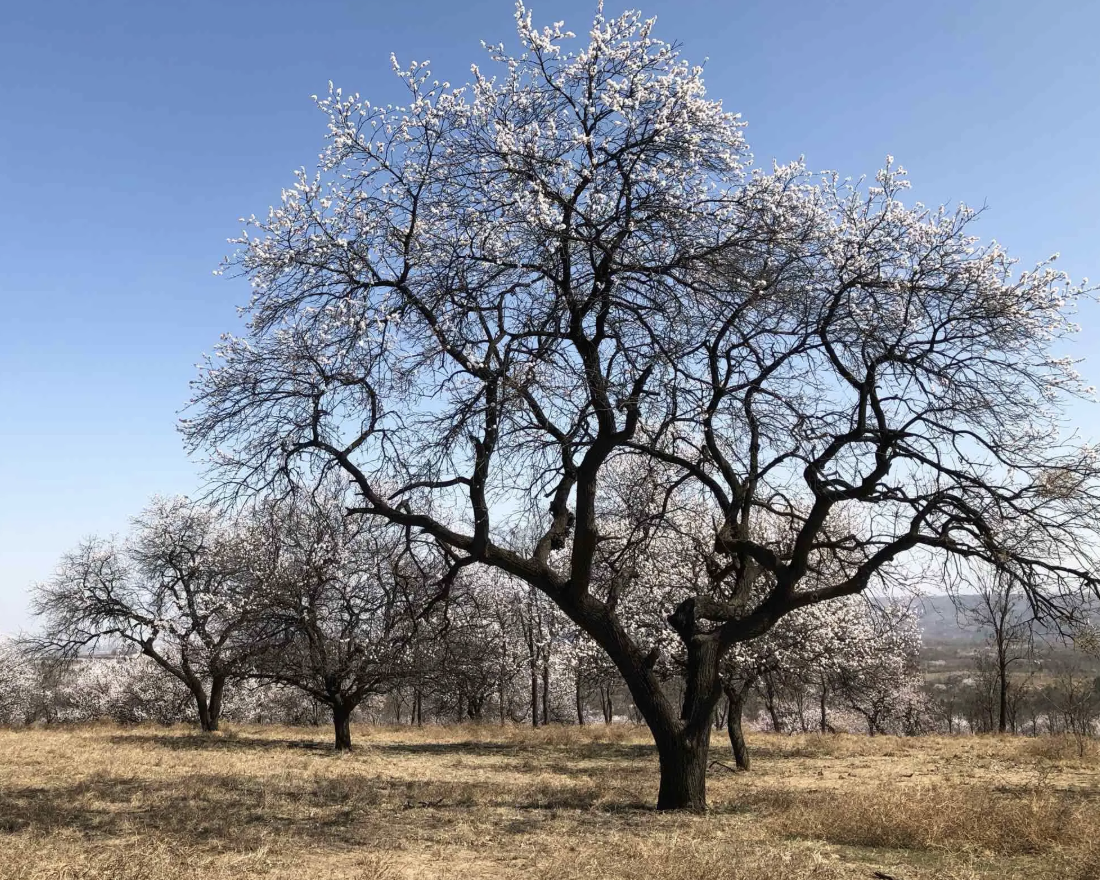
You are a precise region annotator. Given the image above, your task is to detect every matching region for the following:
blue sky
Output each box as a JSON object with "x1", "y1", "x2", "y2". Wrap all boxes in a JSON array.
[{"x1": 2, "y1": 0, "x2": 1099, "y2": 633}]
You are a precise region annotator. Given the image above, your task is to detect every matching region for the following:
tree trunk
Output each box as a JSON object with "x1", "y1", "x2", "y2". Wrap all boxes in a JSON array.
[
  {"x1": 655, "y1": 728, "x2": 710, "y2": 811},
  {"x1": 725, "y1": 689, "x2": 750, "y2": 771},
  {"x1": 556, "y1": 594, "x2": 725, "y2": 811},
  {"x1": 333, "y1": 703, "x2": 353, "y2": 751},
  {"x1": 997, "y1": 660, "x2": 1009, "y2": 734},
  {"x1": 650, "y1": 633, "x2": 722, "y2": 810},
  {"x1": 819, "y1": 683, "x2": 828, "y2": 733},
  {"x1": 192, "y1": 685, "x2": 217, "y2": 733},
  {"x1": 530, "y1": 657, "x2": 540, "y2": 728},
  {"x1": 207, "y1": 675, "x2": 225, "y2": 732},
  {"x1": 541, "y1": 658, "x2": 550, "y2": 725},
  {"x1": 766, "y1": 699, "x2": 783, "y2": 733},
  {"x1": 575, "y1": 676, "x2": 585, "y2": 726}
]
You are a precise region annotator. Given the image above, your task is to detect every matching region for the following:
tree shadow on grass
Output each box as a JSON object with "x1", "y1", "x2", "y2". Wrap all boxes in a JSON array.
[
  {"x1": 108, "y1": 733, "x2": 338, "y2": 754},
  {"x1": 109, "y1": 733, "x2": 658, "y2": 767},
  {"x1": 0, "y1": 768, "x2": 654, "y2": 851},
  {"x1": 373, "y1": 739, "x2": 656, "y2": 763}
]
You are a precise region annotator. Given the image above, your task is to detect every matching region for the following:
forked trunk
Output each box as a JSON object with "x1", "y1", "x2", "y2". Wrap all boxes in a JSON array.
[
  {"x1": 600, "y1": 685, "x2": 613, "y2": 724},
  {"x1": 565, "y1": 594, "x2": 725, "y2": 811},
  {"x1": 633, "y1": 637, "x2": 721, "y2": 810}
]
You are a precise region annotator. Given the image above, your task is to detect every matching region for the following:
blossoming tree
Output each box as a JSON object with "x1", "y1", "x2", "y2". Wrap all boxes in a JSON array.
[
  {"x1": 31, "y1": 497, "x2": 253, "y2": 732},
  {"x1": 0, "y1": 639, "x2": 35, "y2": 725},
  {"x1": 240, "y1": 490, "x2": 427, "y2": 750},
  {"x1": 185, "y1": 4, "x2": 1100, "y2": 808}
]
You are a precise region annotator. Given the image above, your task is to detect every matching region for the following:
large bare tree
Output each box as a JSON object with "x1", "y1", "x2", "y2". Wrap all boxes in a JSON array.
[{"x1": 184, "y1": 6, "x2": 1100, "y2": 808}]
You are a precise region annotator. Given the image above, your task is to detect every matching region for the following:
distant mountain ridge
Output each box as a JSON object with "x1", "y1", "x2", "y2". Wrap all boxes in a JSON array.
[{"x1": 914, "y1": 593, "x2": 1098, "y2": 644}]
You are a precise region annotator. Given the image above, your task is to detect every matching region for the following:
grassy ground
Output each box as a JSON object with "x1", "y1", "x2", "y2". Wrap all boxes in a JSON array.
[{"x1": 1, "y1": 723, "x2": 1098, "y2": 880}]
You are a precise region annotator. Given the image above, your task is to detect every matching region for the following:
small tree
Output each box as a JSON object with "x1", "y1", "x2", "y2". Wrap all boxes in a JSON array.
[
  {"x1": 956, "y1": 566, "x2": 1036, "y2": 733},
  {"x1": 31, "y1": 497, "x2": 252, "y2": 732},
  {"x1": 832, "y1": 605, "x2": 924, "y2": 735},
  {"x1": 186, "y1": 5, "x2": 1100, "y2": 808},
  {"x1": 406, "y1": 581, "x2": 518, "y2": 723},
  {"x1": 242, "y1": 492, "x2": 420, "y2": 750},
  {"x1": 1042, "y1": 657, "x2": 1100, "y2": 750}
]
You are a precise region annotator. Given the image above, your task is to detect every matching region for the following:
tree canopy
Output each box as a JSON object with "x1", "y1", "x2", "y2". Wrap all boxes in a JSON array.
[{"x1": 184, "y1": 3, "x2": 1100, "y2": 809}]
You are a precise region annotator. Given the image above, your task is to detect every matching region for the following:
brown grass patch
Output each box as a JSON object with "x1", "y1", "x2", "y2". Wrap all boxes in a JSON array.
[
  {"x1": 1, "y1": 724, "x2": 1098, "y2": 879},
  {"x1": 1021, "y1": 733, "x2": 1100, "y2": 762},
  {"x1": 760, "y1": 782, "x2": 1100, "y2": 855}
]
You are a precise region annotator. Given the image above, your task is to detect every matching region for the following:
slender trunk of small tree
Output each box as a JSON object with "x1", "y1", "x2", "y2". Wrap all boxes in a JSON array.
[
  {"x1": 725, "y1": 688, "x2": 750, "y2": 771},
  {"x1": 333, "y1": 703, "x2": 353, "y2": 751},
  {"x1": 207, "y1": 675, "x2": 225, "y2": 732},
  {"x1": 766, "y1": 700, "x2": 783, "y2": 733},
  {"x1": 541, "y1": 658, "x2": 550, "y2": 725},
  {"x1": 819, "y1": 681, "x2": 828, "y2": 734},
  {"x1": 530, "y1": 657, "x2": 540, "y2": 728},
  {"x1": 997, "y1": 655, "x2": 1009, "y2": 734},
  {"x1": 575, "y1": 675, "x2": 585, "y2": 726},
  {"x1": 759, "y1": 673, "x2": 783, "y2": 733},
  {"x1": 152, "y1": 651, "x2": 219, "y2": 733},
  {"x1": 195, "y1": 691, "x2": 214, "y2": 732}
]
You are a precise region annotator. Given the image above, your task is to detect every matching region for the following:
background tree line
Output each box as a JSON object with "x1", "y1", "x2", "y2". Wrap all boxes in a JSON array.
[{"x1": 6, "y1": 491, "x2": 1097, "y2": 763}]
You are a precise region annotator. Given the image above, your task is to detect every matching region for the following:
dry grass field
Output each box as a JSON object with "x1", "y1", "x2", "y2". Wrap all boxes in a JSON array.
[{"x1": 1, "y1": 723, "x2": 1098, "y2": 880}]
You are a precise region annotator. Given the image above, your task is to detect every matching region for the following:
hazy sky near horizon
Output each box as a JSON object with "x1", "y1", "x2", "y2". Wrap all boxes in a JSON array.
[{"x1": 2, "y1": 0, "x2": 1099, "y2": 634}]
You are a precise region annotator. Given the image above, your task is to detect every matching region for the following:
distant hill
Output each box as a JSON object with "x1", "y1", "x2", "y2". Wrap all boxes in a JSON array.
[
  {"x1": 915, "y1": 595, "x2": 984, "y2": 644},
  {"x1": 915, "y1": 593, "x2": 1098, "y2": 645}
]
